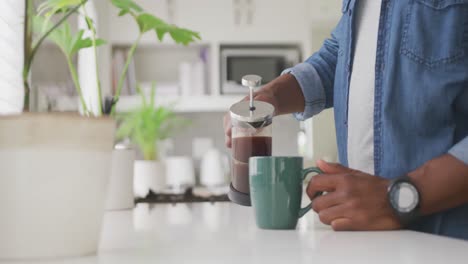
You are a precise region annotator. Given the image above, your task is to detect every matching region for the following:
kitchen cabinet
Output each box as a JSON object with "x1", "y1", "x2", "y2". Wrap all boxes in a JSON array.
[
  {"x1": 109, "y1": 0, "x2": 319, "y2": 44},
  {"x1": 249, "y1": 0, "x2": 309, "y2": 41},
  {"x1": 174, "y1": 0, "x2": 233, "y2": 42},
  {"x1": 175, "y1": 0, "x2": 309, "y2": 43},
  {"x1": 109, "y1": 0, "x2": 311, "y2": 44}
]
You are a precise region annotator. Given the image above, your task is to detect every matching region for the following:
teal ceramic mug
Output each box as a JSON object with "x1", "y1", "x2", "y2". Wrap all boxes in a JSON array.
[{"x1": 249, "y1": 156, "x2": 322, "y2": 229}]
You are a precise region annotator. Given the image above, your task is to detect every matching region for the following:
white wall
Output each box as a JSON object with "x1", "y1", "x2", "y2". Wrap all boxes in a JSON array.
[
  {"x1": 304, "y1": 1, "x2": 341, "y2": 164},
  {"x1": 0, "y1": 0, "x2": 24, "y2": 113}
]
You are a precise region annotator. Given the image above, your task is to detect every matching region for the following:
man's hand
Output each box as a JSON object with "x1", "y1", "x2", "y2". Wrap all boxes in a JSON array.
[
  {"x1": 223, "y1": 89, "x2": 279, "y2": 148},
  {"x1": 224, "y1": 73, "x2": 305, "y2": 148},
  {"x1": 307, "y1": 160, "x2": 401, "y2": 231}
]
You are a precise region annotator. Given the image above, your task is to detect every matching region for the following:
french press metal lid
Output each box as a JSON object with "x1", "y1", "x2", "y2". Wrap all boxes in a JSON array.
[{"x1": 229, "y1": 75, "x2": 275, "y2": 128}]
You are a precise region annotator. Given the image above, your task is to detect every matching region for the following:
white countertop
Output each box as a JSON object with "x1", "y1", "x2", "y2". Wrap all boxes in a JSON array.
[{"x1": 5, "y1": 202, "x2": 468, "y2": 264}]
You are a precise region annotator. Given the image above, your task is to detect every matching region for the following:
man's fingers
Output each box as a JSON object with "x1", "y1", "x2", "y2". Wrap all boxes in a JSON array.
[
  {"x1": 316, "y1": 159, "x2": 355, "y2": 174},
  {"x1": 223, "y1": 114, "x2": 231, "y2": 135},
  {"x1": 331, "y1": 218, "x2": 355, "y2": 231},
  {"x1": 311, "y1": 191, "x2": 344, "y2": 213},
  {"x1": 254, "y1": 93, "x2": 271, "y2": 102},
  {"x1": 317, "y1": 204, "x2": 348, "y2": 225},
  {"x1": 225, "y1": 137, "x2": 232, "y2": 148},
  {"x1": 223, "y1": 114, "x2": 232, "y2": 148},
  {"x1": 225, "y1": 124, "x2": 232, "y2": 136},
  {"x1": 306, "y1": 174, "x2": 342, "y2": 198}
]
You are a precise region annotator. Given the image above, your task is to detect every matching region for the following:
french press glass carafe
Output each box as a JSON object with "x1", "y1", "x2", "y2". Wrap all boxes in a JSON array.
[{"x1": 228, "y1": 75, "x2": 275, "y2": 206}]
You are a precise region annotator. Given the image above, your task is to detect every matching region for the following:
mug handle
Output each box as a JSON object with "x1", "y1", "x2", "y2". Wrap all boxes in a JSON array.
[{"x1": 298, "y1": 167, "x2": 324, "y2": 218}]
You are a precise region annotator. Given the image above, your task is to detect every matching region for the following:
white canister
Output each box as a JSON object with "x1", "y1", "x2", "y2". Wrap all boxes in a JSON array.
[
  {"x1": 191, "y1": 60, "x2": 206, "y2": 96},
  {"x1": 106, "y1": 144, "x2": 135, "y2": 210},
  {"x1": 165, "y1": 156, "x2": 195, "y2": 194},
  {"x1": 179, "y1": 62, "x2": 192, "y2": 97},
  {"x1": 134, "y1": 160, "x2": 166, "y2": 197},
  {"x1": 200, "y1": 149, "x2": 229, "y2": 188}
]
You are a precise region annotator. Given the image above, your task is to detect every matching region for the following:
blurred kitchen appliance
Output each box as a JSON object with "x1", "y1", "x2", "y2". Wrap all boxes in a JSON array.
[
  {"x1": 228, "y1": 75, "x2": 275, "y2": 206},
  {"x1": 221, "y1": 45, "x2": 300, "y2": 94}
]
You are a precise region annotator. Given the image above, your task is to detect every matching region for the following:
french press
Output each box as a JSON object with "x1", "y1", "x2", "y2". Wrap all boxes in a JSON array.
[{"x1": 228, "y1": 75, "x2": 275, "y2": 206}]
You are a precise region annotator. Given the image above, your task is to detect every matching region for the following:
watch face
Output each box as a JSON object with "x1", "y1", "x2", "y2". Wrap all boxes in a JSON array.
[{"x1": 390, "y1": 182, "x2": 419, "y2": 213}]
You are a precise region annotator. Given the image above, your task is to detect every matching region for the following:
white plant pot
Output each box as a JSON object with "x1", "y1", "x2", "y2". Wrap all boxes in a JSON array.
[
  {"x1": 0, "y1": 113, "x2": 115, "y2": 259},
  {"x1": 134, "y1": 160, "x2": 166, "y2": 197},
  {"x1": 105, "y1": 147, "x2": 135, "y2": 211}
]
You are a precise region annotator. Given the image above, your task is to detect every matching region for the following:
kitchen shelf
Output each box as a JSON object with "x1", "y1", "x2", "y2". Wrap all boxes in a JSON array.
[
  {"x1": 116, "y1": 95, "x2": 243, "y2": 113},
  {"x1": 53, "y1": 95, "x2": 243, "y2": 113}
]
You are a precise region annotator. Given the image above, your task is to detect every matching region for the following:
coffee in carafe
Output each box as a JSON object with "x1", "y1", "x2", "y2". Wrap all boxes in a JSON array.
[{"x1": 228, "y1": 75, "x2": 275, "y2": 206}]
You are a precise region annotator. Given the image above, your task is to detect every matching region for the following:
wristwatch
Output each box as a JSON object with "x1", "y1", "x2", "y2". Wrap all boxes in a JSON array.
[{"x1": 387, "y1": 175, "x2": 421, "y2": 226}]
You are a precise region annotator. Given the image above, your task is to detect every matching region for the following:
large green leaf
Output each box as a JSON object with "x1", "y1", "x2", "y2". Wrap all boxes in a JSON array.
[
  {"x1": 168, "y1": 27, "x2": 202, "y2": 46},
  {"x1": 110, "y1": 0, "x2": 143, "y2": 17},
  {"x1": 136, "y1": 13, "x2": 201, "y2": 45},
  {"x1": 70, "y1": 31, "x2": 106, "y2": 55},
  {"x1": 136, "y1": 13, "x2": 168, "y2": 35},
  {"x1": 110, "y1": 0, "x2": 201, "y2": 45}
]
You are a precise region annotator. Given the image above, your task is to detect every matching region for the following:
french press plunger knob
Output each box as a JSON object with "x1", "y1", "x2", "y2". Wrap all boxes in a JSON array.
[{"x1": 241, "y1": 75, "x2": 262, "y2": 112}]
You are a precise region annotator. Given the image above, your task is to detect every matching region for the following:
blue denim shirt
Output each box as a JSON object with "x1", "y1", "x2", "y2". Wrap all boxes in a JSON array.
[{"x1": 288, "y1": 0, "x2": 468, "y2": 239}]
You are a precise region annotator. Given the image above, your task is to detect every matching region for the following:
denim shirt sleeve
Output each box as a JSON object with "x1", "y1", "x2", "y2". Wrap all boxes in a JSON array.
[
  {"x1": 449, "y1": 137, "x2": 468, "y2": 165},
  {"x1": 282, "y1": 18, "x2": 343, "y2": 121},
  {"x1": 282, "y1": 64, "x2": 325, "y2": 120}
]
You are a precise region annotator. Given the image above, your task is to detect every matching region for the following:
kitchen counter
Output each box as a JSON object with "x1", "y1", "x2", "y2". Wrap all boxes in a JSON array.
[{"x1": 5, "y1": 202, "x2": 468, "y2": 264}]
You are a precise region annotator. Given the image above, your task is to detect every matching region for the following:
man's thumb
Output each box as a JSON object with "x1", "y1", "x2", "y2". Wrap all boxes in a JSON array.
[{"x1": 316, "y1": 159, "x2": 354, "y2": 174}]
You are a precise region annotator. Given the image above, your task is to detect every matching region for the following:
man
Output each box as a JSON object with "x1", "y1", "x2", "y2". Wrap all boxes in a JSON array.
[{"x1": 224, "y1": 0, "x2": 468, "y2": 239}]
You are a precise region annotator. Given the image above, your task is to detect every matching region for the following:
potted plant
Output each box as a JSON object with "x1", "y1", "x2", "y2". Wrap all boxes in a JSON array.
[
  {"x1": 0, "y1": 0, "x2": 199, "y2": 259},
  {"x1": 104, "y1": 0, "x2": 199, "y2": 206},
  {"x1": 116, "y1": 83, "x2": 188, "y2": 198}
]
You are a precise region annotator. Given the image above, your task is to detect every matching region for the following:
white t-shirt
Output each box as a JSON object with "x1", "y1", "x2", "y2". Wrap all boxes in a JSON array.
[{"x1": 347, "y1": 0, "x2": 382, "y2": 174}]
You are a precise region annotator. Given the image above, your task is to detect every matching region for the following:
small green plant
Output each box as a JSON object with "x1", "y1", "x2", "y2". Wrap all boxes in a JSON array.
[{"x1": 116, "y1": 83, "x2": 188, "y2": 161}]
